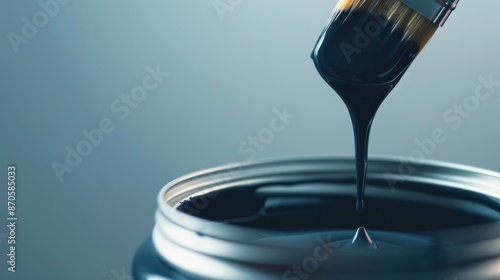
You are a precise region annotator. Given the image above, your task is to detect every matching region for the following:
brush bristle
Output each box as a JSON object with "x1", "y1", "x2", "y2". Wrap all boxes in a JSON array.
[{"x1": 334, "y1": 0, "x2": 438, "y2": 50}]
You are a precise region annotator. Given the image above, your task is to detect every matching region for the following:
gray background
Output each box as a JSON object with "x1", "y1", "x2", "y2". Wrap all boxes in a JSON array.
[{"x1": 1, "y1": 0, "x2": 499, "y2": 279}]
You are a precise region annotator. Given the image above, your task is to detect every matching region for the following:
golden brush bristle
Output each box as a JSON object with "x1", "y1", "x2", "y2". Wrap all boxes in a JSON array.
[{"x1": 334, "y1": 0, "x2": 438, "y2": 50}]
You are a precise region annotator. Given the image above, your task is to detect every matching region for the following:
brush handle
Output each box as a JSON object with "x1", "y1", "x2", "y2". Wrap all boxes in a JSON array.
[{"x1": 400, "y1": 0, "x2": 459, "y2": 26}]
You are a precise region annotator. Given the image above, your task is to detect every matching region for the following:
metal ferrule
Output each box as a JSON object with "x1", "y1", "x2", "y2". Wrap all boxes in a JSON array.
[{"x1": 400, "y1": 0, "x2": 459, "y2": 26}]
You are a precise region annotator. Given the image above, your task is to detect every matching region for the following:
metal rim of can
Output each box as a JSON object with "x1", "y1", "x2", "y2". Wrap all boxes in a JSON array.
[{"x1": 153, "y1": 156, "x2": 500, "y2": 279}]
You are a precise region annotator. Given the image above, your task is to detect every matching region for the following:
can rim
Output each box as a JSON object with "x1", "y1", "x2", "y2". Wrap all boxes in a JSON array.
[
  {"x1": 157, "y1": 156, "x2": 500, "y2": 240},
  {"x1": 152, "y1": 156, "x2": 500, "y2": 279}
]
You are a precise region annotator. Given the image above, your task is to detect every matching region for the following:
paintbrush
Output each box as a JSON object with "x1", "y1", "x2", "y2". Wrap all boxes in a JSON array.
[{"x1": 310, "y1": 0, "x2": 460, "y2": 212}]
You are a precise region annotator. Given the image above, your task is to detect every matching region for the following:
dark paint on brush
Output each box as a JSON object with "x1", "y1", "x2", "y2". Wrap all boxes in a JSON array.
[{"x1": 311, "y1": 9, "x2": 430, "y2": 212}]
